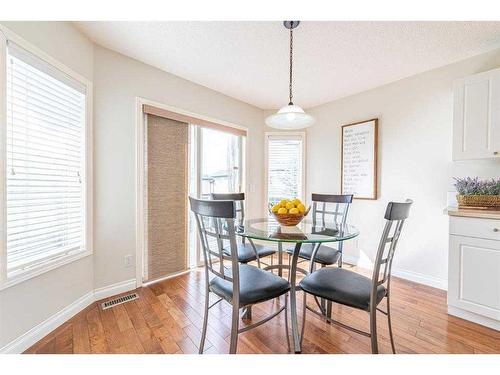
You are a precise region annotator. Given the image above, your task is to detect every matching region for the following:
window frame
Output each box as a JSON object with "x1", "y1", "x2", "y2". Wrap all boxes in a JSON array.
[
  {"x1": 0, "y1": 26, "x2": 93, "y2": 290},
  {"x1": 264, "y1": 131, "x2": 306, "y2": 214}
]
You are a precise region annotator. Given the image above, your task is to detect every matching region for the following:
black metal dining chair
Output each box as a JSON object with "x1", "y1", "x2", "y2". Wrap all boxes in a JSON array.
[
  {"x1": 190, "y1": 197, "x2": 291, "y2": 354},
  {"x1": 299, "y1": 199, "x2": 413, "y2": 354},
  {"x1": 285, "y1": 193, "x2": 353, "y2": 269},
  {"x1": 211, "y1": 193, "x2": 276, "y2": 268}
]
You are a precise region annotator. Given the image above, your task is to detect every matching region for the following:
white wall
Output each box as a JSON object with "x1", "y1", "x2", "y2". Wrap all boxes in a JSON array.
[
  {"x1": 0, "y1": 22, "x2": 265, "y2": 350},
  {"x1": 92, "y1": 45, "x2": 265, "y2": 289},
  {"x1": 305, "y1": 48, "x2": 500, "y2": 289},
  {"x1": 0, "y1": 21, "x2": 94, "y2": 348}
]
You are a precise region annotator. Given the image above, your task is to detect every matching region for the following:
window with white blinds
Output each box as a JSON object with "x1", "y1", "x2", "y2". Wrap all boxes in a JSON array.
[
  {"x1": 4, "y1": 41, "x2": 89, "y2": 278},
  {"x1": 266, "y1": 134, "x2": 304, "y2": 204}
]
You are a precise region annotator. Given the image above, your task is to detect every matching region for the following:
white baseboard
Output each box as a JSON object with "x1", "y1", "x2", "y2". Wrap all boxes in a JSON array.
[
  {"x1": 94, "y1": 278, "x2": 137, "y2": 301},
  {"x1": 0, "y1": 291, "x2": 94, "y2": 354},
  {"x1": 342, "y1": 254, "x2": 448, "y2": 291},
  {"x1": 142, "y1": 269, "x2": 191, "y2": 287},
  {"x1": 1, "y1": 278, "x2": 137, "y2": 354},
  {"x1": 448, "y1": 306, "x2": 500, "y2": 331},
  {"x1": 391, "y1": 268, "x2": 447, "y2": 290}
]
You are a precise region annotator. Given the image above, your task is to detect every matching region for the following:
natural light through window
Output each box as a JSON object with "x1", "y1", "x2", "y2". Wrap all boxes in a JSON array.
[
  {"x1": 4, "y1": 42, "x2": 89, "y2": 280},
  {"x1": 200, "y1": 127, "x2": 242, "y2": 198},
  {"x1": 266, "y1": 133, "x2": 304, "y2": 204}
]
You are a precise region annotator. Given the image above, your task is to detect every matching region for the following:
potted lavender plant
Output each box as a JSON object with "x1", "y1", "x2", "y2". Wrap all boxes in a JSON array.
[{"x1": 453, "y1": 177, "x2": 500, "y2": 209}]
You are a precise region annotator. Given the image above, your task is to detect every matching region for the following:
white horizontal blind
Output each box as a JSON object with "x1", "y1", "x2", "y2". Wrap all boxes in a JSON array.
[
  {"x1": 5, "y1": 42, "x2": 87, "y2": 277},
  {"x1": 267, "y1": 135, "x2": 303, "y2": 203}
]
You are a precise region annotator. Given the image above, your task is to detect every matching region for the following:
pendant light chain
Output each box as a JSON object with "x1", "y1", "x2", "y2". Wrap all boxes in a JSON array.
[
  {"x1": 289, "y1": 27, "x2": 294, "y2": 105},
  {"x1": 265, "y1": 21, "x2": 314, "y2": 129}
]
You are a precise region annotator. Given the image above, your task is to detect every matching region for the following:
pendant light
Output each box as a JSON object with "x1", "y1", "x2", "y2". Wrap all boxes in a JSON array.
[{"x1": 265, "y1": 21, "x2": 315, "y2": 129}]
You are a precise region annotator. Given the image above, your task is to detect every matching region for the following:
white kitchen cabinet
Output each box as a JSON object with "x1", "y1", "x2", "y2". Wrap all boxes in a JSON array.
[
  {"x1": 447, "y1": 213, "x2": 500, "y2": 330},
  {"x1": 453, "y1": 67, "x2": 500, "y2": 160}
]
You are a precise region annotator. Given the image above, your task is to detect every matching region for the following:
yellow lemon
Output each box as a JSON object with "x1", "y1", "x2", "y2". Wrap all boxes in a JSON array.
[
  {"x1": 271, "y1": 204, "x2": 281, "y2": 213},
  {"x1": 297, "y1": 203, "x2": 306, "y2": 213},
  {"x1": 279, "y1": 199, "x2": 288, "y2": 207},
  {"x1": 289, "y1": 207, "x2": 299, "y2": 214},
  {"x1": 277, "y1": 207, "x2": 288, "y2": 214},
  {"x1": 285, "y1": 202, "x2": 295, "y2": 210},
  {"x1": 291, "y1": 198, "x2": 301, "y2": 206}
]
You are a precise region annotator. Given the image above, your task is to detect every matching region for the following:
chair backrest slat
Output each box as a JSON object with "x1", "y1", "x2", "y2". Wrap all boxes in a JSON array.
[
  {"x1": 189, "y1": 196, "x2": 239, "y2": 283},
  {"x1": 311, "y1": 194, "x2": 353, "y2": 228},
  {"x1": 211, "y1": 193, "x2": 245, "y2": 244},
  {"x1": 371, "y1": 200, "x2": 413, "y2": 293},
  {"x1": 211, "y1": 192, "x2": 245, "y2": 224}
]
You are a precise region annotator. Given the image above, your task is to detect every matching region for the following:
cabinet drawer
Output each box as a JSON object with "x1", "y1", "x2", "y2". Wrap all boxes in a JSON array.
[{"x1": 450, "y1": 216, "x2": 500, "y2": 241}]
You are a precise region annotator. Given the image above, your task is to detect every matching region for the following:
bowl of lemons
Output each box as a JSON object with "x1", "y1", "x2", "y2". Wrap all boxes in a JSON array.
[{"x1": 269, "y1": 198, "x2": 310, "y2": 226}]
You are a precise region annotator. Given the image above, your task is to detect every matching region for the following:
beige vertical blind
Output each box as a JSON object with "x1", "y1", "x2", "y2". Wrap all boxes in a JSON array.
[{"x1": 146, "y1": 114, "x2": 188, "y2": 281}]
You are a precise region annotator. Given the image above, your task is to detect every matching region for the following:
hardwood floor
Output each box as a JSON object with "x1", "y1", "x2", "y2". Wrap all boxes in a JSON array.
[{"x1": 25, "y1": 262, "x2": 500, "y2": 354}]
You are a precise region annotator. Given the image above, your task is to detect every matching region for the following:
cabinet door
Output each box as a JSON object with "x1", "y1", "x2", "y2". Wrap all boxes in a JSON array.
[
  {"x1": 448, "y1": 235, "x2": 500, "y2": 320},
  {"x1": 453, "y1": 68, "x2": 500, "y2": 160}
]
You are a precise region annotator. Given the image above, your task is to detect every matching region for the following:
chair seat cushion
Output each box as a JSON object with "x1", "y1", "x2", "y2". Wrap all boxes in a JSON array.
[
  {"x1": 223, "y1": 242, "x2": 276, "y2": 263},
  {"x1": 299, "y1": 267, "x2": 386, "y2": 311},
  {"x1": 285, "y1": 244, "x2": 341, "y2": 265},
  {"x1": 209, "y1": 264, "x2": 290, "y2": 306}
]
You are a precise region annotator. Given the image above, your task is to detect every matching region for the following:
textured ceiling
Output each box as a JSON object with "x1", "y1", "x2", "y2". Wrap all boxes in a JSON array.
[{"x1": 75, "y1": 21, "x2": 500, "y2": 109}]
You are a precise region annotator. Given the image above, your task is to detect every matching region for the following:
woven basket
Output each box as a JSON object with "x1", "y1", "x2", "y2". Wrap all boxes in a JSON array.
[
  {"x1": 269, "y1": 205, "x2": 311, "y2": 226},
  {"x1": 457, "y1": 194, "x2": 500, "y2": 209}
]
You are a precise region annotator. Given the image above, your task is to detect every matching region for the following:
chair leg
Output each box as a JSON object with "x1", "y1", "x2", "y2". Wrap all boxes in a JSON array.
[
  {"x1": 386, "y1": 294, "x2": 396, "y2": 354},
  {"x1": 369, "y1": 306, "x2": 379, "y2": 354},
  {"x1": 242, "y1": 306, "x2": 252, "y2": 320},
  {"x1": 337, "y1": 240, "x2": 344, "y2": 268},
  {"x1": 319, "y1": 264, "x2": 329, "y2": 322},
  {"x1": 229, "y1": 303, "x2": 240, "y2": 354},
  {"x1": 326, "y1": 301, "x2": 332, "y2": 320},
  {"x1": 287, "y1": 254, "x2": 291, "y2": 282},
  {"x1": 300, "y1": 291, "x2": 307, "y2": 346},
  {"x1": 199, "y1": 286, "x2": 210, "y2": 354},
  {"x1": 284, "y1": 294, "x2": 291, "y2": 352}
]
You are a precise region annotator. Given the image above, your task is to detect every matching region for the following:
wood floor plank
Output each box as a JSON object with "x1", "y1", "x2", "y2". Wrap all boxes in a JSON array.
[
  {"x1": 35, "y1": 337, "x2": 56, "y2": 354},
  {"x1": 72, "y1": 319, "x2": 91, "y2": 353},
  {"x1": 112, "y1": 304, "x2": 135, "y2": 332},
  {"x1": 99, "y1": 306, "x2": 128, "y2": 353},
  {"x1": 124, "y1": 299, "x2": 164, "y2": 354},
  {"x1": 24, "y1": 266, "x2": 500, "y2": 354},
  {"x1": 152, "y1": 325, "x2": 181, "y2": 354},
  {"x1": 54, "y1": 325, "x2": 74, "y2": 354},
  {"x1": 86, "y1": 307, "x2": 110, "y2": 354}
]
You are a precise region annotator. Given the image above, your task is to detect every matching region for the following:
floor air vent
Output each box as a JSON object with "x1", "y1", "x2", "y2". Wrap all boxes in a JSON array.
[{"x1": 101, "y1": 293, "x2": 139, "y2": 310}]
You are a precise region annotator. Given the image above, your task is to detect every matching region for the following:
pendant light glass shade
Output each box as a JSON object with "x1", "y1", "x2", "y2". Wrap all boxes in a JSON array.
[{"x1": 265, "y1": 104, "x2": 315, "y2": 129}]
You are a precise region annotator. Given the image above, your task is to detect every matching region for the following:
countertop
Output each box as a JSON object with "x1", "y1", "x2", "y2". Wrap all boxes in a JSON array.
[{"x1": 444, "y1": 206, "x2": 500, "y2": 220}]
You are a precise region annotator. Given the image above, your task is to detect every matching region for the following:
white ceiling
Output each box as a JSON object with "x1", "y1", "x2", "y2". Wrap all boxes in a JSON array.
[{"x1": 75, "y1": 21, "x2": 500, "y2": 109}]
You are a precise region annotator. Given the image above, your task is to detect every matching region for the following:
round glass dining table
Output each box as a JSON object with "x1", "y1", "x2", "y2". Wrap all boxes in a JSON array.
[{"x1": 235, "y1": 217, "x2": 359, "y2": 353}]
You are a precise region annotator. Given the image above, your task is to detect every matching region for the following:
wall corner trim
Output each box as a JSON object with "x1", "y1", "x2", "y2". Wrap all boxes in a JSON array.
[{"x1": 0, "y1": 278, "x2": 137, "y2": 354}]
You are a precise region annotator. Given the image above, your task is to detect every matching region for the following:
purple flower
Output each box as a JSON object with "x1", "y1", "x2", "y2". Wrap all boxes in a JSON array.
[{"x1": 453, "y1": 177, "x2": 500, "y2": 196}]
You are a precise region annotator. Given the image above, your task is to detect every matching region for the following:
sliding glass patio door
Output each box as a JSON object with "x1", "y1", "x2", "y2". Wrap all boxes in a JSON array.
[{"x1": 188, "y1": 125, "x2": 245, "y2": 267}]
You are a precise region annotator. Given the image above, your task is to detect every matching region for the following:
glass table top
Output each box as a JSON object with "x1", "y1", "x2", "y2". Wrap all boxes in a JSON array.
[{"x1": 235, "y1": 217, "x2": 359, "y2": 244}]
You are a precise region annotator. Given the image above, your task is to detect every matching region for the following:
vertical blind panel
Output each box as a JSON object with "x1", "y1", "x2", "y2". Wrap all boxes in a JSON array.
[
  {"x1": 267, "y1": 137, "x2": 303, "y2": 203},
  {"x1": 6, "y1": 44, "x2": 86, "y2": 276},
  {"x1": 146, "y1": 115, "x2": 188, "y2": 282}
]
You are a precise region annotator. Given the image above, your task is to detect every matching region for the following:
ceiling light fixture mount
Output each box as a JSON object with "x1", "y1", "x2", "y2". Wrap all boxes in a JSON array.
[{"x1": 265, "y1": 21, "x2": 315, "y2": 130}]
